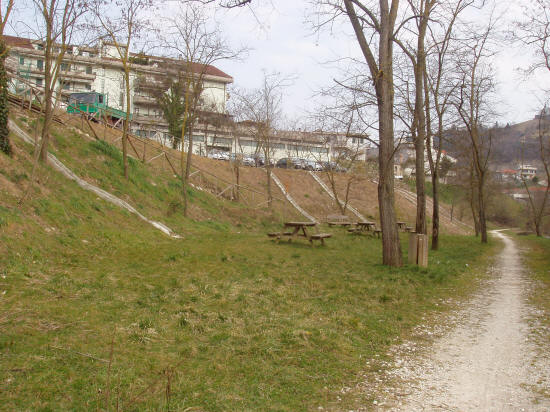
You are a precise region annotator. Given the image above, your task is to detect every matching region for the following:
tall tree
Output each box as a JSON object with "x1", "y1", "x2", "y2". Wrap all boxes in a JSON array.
[
  {"x1": 424, "y1": 0, "x2": 473, "y2": 249},
  {"x1": 316, "y1": 0, "x2": 403, "y2": 266},
  {"x1": 31, "y1": 0, "x2": 84, "y2": 163},
  {"x1": 231, "y1": 72, "x2": 291, "y2": 208},
  {"x1": 156, "y1": 77, "x2": 186, "y2": 149},
  {"x1": 393, "y1": 0, "x2": 437, "y2": 235},
  {"x1": 454, "y1": 22, "x2": 496, "y2": 244},
  {"x1": 0, "y1": 0, "x2": 14, "y2": 156},
  {"x1": 89, "y1": 0, "x2": 152, "y2": 179},
  {"x1": 520, "y1": 109, "x2": 550, "y2": 236},
  {"x1": 159, "y1": 3, "x2": 242, "y2": 216}
]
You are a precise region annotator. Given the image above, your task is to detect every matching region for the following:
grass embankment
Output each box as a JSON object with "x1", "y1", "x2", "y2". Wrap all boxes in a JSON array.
[
  {"x1": 516, "y1": 234, "x2": 550, "y2": 328},
  {"x1": 1, "y1": 120, "x2": 496, "y2": 411}
]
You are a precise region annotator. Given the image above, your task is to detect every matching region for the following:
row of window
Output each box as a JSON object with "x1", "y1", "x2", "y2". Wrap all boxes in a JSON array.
[{"x1": 18, "y1": 56, "x2": 93, "y2": 75}]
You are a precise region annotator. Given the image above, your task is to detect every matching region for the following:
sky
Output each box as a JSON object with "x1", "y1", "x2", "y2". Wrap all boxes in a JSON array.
[
  {"x1": 199, "y1": 0, "x2": 550, "y2": 126},
  {"x1": 10, "y1": 0, "x2": 550, "y2": 126}
]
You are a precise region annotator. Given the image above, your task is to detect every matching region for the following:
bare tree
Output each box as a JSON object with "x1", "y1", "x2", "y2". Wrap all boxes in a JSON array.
[
  {"x1": 393, "y1": 0, "x2": 438, "y2": 236},
  {"x1": 314, "y1": 0, "x2": 403, "y2": 266},
  {"x1": 424, "y1": 0, "x2": 473, "y2": 249},
  {"x1": 30, "y1": 0, "x2": 85, "y2": 163},
  {"x1": 89, "y1": 0, "x2": 152, "y2": 179},
  {"x1": 454, "y1": 22, "x2": 496, "y2": 244},
  {"x1": 231, "y1": 72, "x2": 291, "y2": 208},
  {"x1": 520, "y1": 108, "x2": 550, "y2": 236},
  {"x1": 158, "y1": 3, "x2": 243, "y2": 216}
]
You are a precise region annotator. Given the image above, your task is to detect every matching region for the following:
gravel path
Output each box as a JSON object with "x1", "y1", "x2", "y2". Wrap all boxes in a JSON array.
[{"x1": 351, "y1": 230, "x2": 550, "y2": 411}]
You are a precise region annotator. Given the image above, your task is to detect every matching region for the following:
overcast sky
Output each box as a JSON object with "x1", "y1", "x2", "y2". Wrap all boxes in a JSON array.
[
  {"x1": 11, "y1": 0, "x2": 550, "y2": 126},
  {"x1": 199, "y1": 0, "x2": 550, "y2": 126}
]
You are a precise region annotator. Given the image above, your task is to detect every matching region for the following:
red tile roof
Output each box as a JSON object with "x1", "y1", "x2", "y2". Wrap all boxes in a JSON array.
[
  {"x1": 2, "y1": 35, "x2": 232, "y2": 81},
  {"x1": 3, "y1": 35, "x2": 34, "y2": 49}
]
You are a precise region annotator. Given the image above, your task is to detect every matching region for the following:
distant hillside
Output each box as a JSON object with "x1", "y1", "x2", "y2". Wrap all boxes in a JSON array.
[{"x1": 444, "y1": 116, "x2": 545, "y2": 167}]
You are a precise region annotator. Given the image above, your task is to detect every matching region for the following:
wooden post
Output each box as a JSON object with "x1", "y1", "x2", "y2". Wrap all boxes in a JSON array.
[
  {"x1": 142, "y1": 141, "x2": 146, "y2": 162},
  {"x1": 417, "y1": 234, "x2": 428, "y2": 267}
]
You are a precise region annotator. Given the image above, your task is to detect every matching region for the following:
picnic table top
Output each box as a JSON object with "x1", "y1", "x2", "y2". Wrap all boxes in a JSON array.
[
  {"x1": 284, "y1": 221, "x2": 317, "y2": 227},
  {"x1": 356, "y1": 221, "x2": 376, "y2": 226}
]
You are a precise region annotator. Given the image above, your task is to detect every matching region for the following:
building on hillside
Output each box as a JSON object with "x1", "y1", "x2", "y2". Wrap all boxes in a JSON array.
[
  {"x1": 5, "y1": 35, "x2": 233, "y2": 142},
  {"x1": 496, "y1": 169, "x2": 518, "y2": 182},
  {"x1": 517, "y1": 164, "x2": 537, "y2": 180},
  {"x1": 4, "y1": 35, "x2": 369, "y2": 163}
]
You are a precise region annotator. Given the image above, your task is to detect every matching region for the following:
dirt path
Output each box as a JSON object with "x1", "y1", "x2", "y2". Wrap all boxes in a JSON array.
[{"x1": 353, "y1": 230, "x2": 550, "y2": 411}]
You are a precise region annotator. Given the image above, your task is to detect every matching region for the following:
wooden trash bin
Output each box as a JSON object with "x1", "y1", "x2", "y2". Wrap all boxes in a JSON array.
[{"x1": 408, "y1": 233, "x2": 428, "y2": 267}]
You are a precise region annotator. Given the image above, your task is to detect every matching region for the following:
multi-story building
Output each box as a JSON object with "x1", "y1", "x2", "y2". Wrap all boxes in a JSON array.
[
  {"x1": 5, "y1": 35, "x2": 232, "y2": 140},
  {"x1": 5, "y1": 35, "x2": 367, "y2": 164}
]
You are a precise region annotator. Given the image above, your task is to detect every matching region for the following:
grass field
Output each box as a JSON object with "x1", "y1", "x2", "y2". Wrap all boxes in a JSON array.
[{"x1": 0, "y1": 117, "x2": 497, "y2": 411}]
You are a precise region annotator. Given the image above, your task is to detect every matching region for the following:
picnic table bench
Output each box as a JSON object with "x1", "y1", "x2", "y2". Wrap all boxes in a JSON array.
[
  {"x1": 267, "y1": 221, "x2": 332, "y2": 246},
  {"x1": 326, "y1": 214, "x2": 352, "y2": 227},
  {"x1": 348, "y1": 221, "x2": 377, "y2": 234}
]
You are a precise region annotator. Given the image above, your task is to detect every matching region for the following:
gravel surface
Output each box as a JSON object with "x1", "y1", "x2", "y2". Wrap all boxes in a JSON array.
[{"x1": 348, "y1": 230, "x2": 550, "y2": 411}]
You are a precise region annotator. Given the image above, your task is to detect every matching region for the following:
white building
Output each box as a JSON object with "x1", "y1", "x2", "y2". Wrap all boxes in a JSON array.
[
  {"x1": 517, "y1": 164, "x2": 537, "y2": 180},
  {"x1": 5, "y1": 35, "x2": 368, "y2": 164}
]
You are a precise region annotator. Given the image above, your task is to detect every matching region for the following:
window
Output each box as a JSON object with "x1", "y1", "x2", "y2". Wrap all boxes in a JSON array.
[
  {"x1": 134, "y1": 107, "x2": 140, "y2": 114},
  {"x1": 193, "y1": 135, "x2": 205, "y2": 142},
  {"x1": 85, "y1": 84, "x2": 91, "y2": 90},
  {"x1": 60, "y1": 63, "x2": 70, "y2": 72},
  {"x1": 119, "y1": 92, "x2": 124, "y2": 107},
  {"x1": 36, "y1": 60, "x2": 43, "y2": 70},
  {"x1": 36, "y1": 78, "x2": 43, "y2": 87},
  {"x1": 19, "y1": 56, "x2": 24, "y2": 65},
  {"x1": 86, "y1": 65, "x2": 92, "y2": 74},
  {"x1": 37, "y1": 44, "x2": 44, "y2": 51},
  {"x1": 62, "y1": 81, "x2": 70, "y2": 90}
]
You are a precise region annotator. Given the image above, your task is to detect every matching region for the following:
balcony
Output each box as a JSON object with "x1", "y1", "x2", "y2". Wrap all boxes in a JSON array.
[{"x1": 133, "y1": 94, "x2": 157, "y2": 105}]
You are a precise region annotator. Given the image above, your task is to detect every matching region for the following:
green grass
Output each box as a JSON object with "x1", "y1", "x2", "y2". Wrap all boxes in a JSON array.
[
  {"x1": 513, "y1": 234, "x2": 550, "y2": 401},
  {"x1": 516, "y1": 234, "x2": 550, "y2": 323},
  {"x1": 0, "y1": 120, "x2": 498, "y2": 411}
]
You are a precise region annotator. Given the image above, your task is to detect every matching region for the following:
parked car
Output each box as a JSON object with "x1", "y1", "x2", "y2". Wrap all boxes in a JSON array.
[
  {"x1": 243, "y1": 156, "x2": 256, "y2": 167},
  {"x1": 321, "y1": 161, "x2": 347, "y2": 173},
  {"x1": 276, "y1": 158, "x2": 302, "y2": 169},
  {"x1": 208, "y1": 150, "x2": 229, "y2": 161},
  {"x1": 303, "y1": 159, "x2": 323, "y2": 171}
]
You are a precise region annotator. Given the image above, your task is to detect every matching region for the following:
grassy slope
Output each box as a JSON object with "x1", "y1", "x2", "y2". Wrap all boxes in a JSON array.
[{"x1": 1, "y1": 115, "x2": 496, "y2": 411}]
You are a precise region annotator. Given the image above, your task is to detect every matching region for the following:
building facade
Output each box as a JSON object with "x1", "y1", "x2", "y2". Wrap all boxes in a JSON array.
[{"x1": 5, "y1": 35, "x2": 369, "y2": 164}]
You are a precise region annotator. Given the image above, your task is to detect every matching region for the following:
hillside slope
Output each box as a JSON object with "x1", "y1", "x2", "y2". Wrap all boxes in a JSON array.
[
  {"x1": 1, "y1": 109, "x2": 494, "y2": 412},
  {"x1": 52, "y1": 109, "x2": 469, "y2": 234}
]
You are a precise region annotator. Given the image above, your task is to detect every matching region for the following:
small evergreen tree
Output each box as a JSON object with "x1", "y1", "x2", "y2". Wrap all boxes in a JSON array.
[
  {"x1": 0, "y1": 40, "x2": 11, "y2": 156},
  {"x1": 157, "y1": 79, "x2": 186, "y2": 149}
]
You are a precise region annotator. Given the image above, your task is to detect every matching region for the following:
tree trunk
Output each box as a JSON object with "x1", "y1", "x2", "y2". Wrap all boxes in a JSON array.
[
  {"x1": 39, "y1": 94, "x2": 53, "y2": 162},
  {"x1": 0, "y1": 41, "x2": 11, "y2": 156},
  {"x1": 183, "y1": 127, "x2": 194, "y2": 216},
  {"x1": 378, "y1": 42, "x2": 402, "y2": 265},
  {"x1": 266, "y1": 166, "x2": 272, "y2": 208},
  {"x1": 477, "y1": 173, "x2": 488, "y2": 243},
  {"x1": 414, "y1": 39, "x2": 427, "y2": 235},
  {"x1": 123, "y1": 68, "x2": 131, "y2": 179},
  {"x1": 431, "y1": 168, "x2": 440, "y2": 250}
]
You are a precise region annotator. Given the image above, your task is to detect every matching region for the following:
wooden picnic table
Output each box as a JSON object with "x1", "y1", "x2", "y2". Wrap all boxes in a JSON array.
[
  {"x1": 348, "y1": 221, "x2": 376, "y2": 234},
  {"x1": 396, "y1": 221, "x2": 408, "y2": 230},
  {"x1": 268, "y1": 221, "x2": 332, "y2": 245},
  {"x1": 284, "y1": 221, "x2": 317, "y2": 239}
]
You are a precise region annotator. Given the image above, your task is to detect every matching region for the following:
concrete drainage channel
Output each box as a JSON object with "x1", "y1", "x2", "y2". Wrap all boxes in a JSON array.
[
  {"x1": 308, "y1": 171, "x2": 367, "y2": 222},
  {"x1": 270, "y1": 172, "x2": 318, "y2": 223},
  {"x1": 10, "y1": 120, "x2": 182, "y2": 239}
]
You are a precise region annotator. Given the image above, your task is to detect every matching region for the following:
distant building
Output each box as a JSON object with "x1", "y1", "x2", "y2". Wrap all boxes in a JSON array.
[{"x1": 517, "y1": 164, "x2": 537, "y2": 180}]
